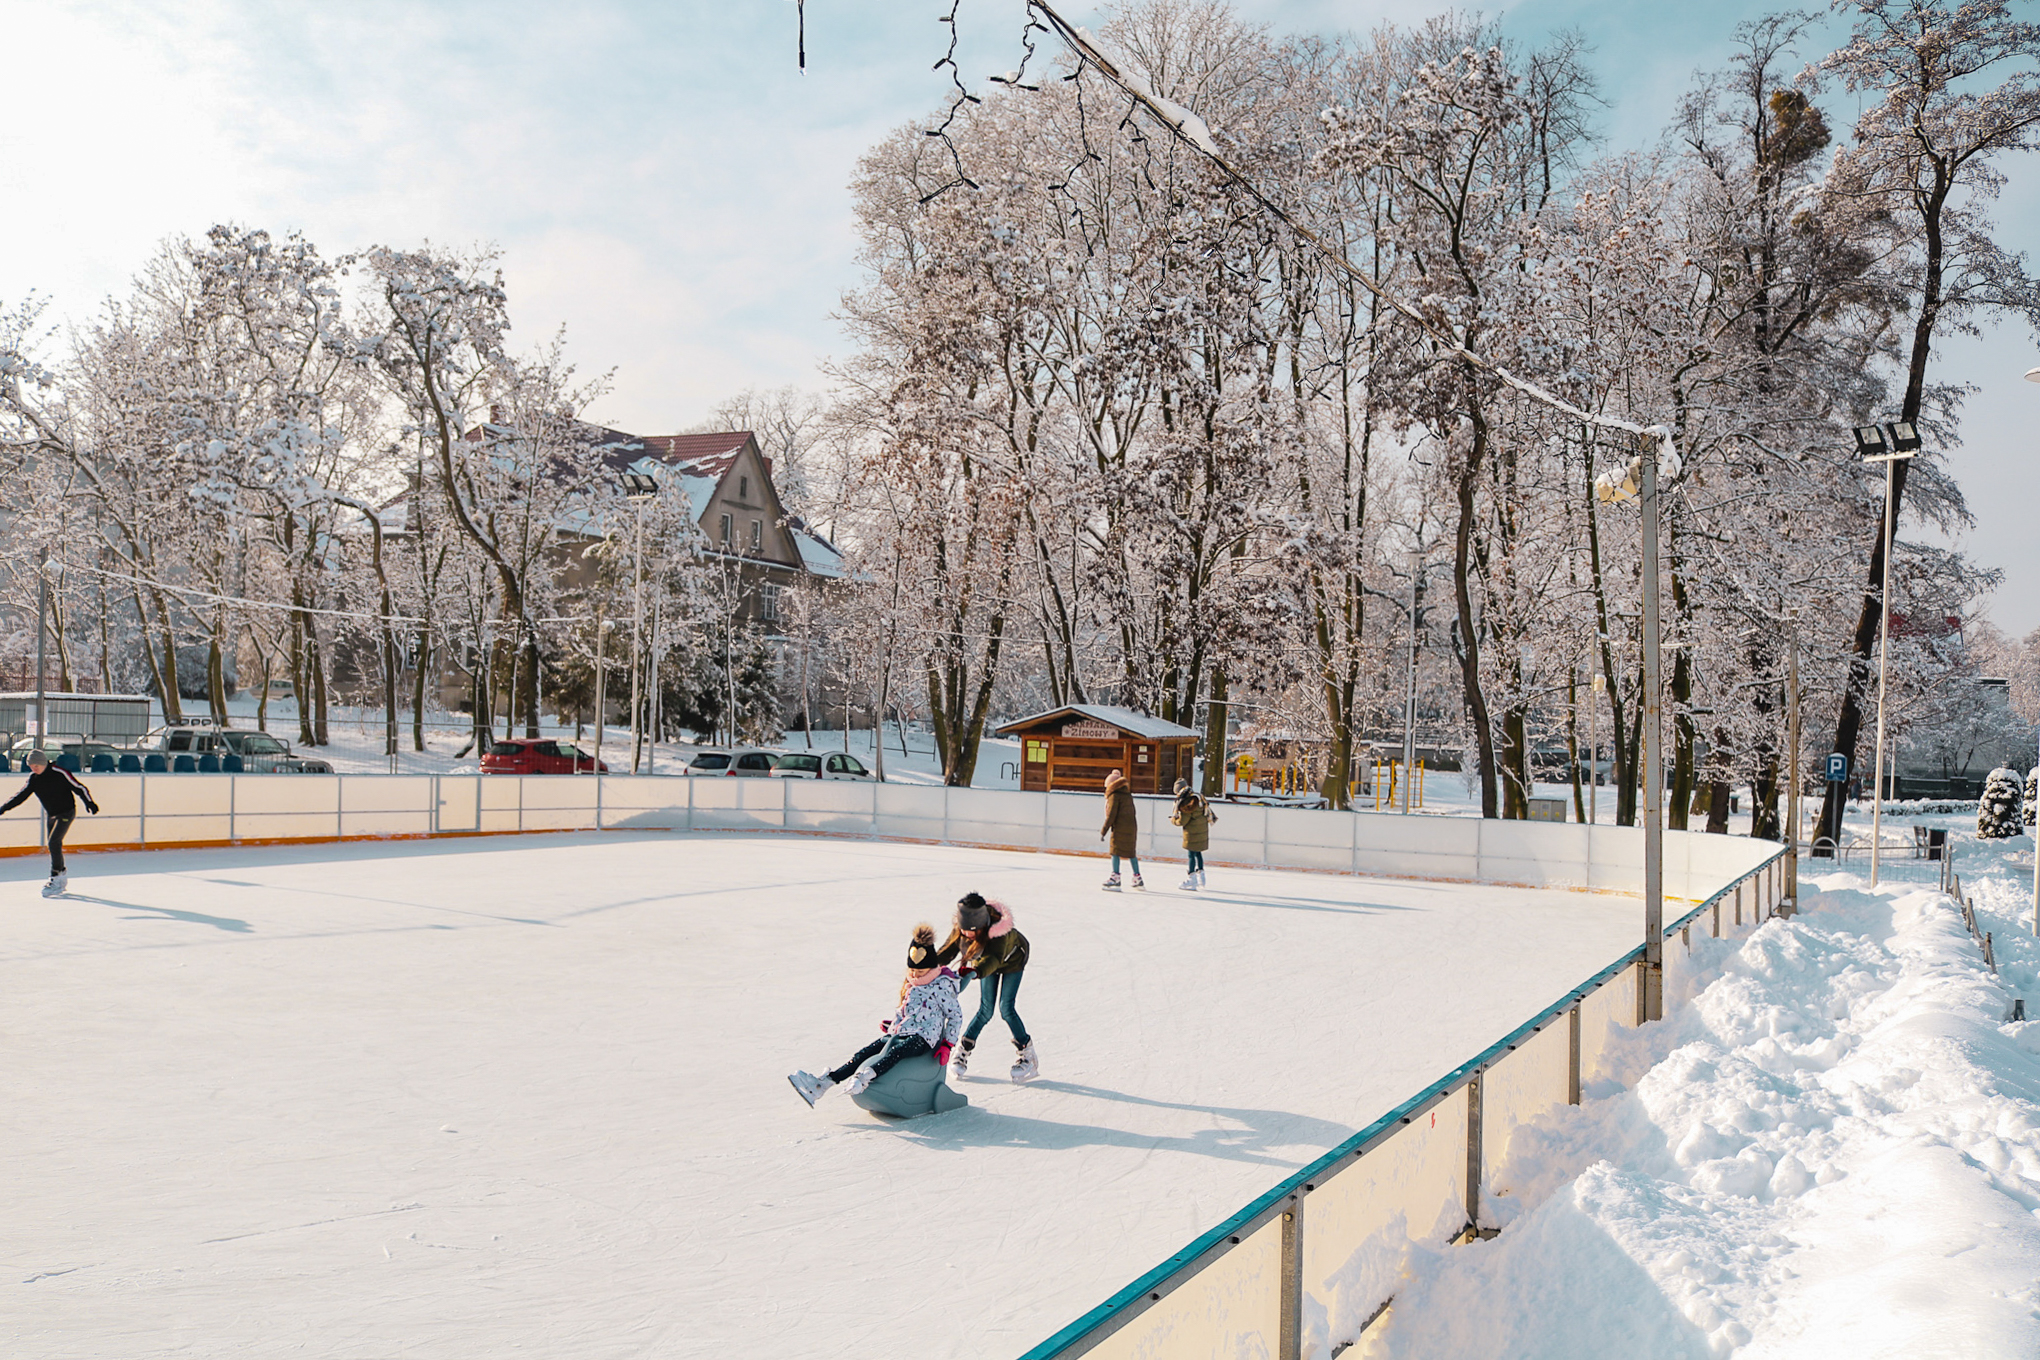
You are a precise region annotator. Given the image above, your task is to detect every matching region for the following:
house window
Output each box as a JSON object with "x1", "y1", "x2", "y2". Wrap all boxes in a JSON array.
[
  {"x1": 719, "y1": 513, "x2": 732, "y2": 545},
  {"x1": 1026, "y1": 740, "x2": 1049, "y2": 764},
  {"x1": 739, "y1": 475, "x2": 749, "y2": 500},
  {"x1": 761, "y1": 584, "x2": 780, "y2": 622},
  {"x1": 750, "y1": 519, "x2": 762, "y2": 551}
]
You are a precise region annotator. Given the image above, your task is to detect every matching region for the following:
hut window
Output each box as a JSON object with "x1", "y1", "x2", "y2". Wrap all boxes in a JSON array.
[
  {"x1": 1136, "y1": 745, "x2": 1151, "y2": 764},
  {"x1": 1026, "y1": 740, "x2": 1049, "y2": 763}
]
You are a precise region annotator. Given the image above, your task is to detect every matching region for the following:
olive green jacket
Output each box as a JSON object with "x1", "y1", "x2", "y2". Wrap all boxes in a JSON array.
[
  {"x1": 1170, "y1": 794, "x2": 1216, "y2": 851},
  {"x1": 1102, "y1": 782, "x2": 1139, "y2": 857}
]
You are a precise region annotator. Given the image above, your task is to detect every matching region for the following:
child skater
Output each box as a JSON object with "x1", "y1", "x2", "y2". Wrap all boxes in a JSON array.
[
  {"x1": 789, "y1": 923, "x2": 961, "y2": 1106},
  {"x1": 936, "y1": 892, "x2": 1036, "y2": 1082},
  {"x1": 1170, "y1": 778, "x2": 1217, "y2": 890},
  {"x1": 1100, "y1": 767, "x2": 1142, "y2": 891}
]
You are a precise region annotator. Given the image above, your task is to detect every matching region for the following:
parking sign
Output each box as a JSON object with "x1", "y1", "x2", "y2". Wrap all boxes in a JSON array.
[{"x1": 1825, "y1": 753, "x2": 1848, "y2": 782}]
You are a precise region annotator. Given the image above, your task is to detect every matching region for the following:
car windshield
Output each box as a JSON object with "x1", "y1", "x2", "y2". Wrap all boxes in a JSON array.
[
  {"x1": 691, "y1": 754, "x2": 730, "y2": 770},
  {"x1": 244, "y1": 735, "x2": 286, "y2": 754},
  {"x1": 776, "y1": 754, "x2": 820, "y2": 772}
]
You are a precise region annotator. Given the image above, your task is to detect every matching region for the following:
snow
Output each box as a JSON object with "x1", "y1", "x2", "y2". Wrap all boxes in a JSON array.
[
  {"x1": 1355, "y1": 815, "x2": 2040, "y2": 1359},
  {"x1": 1, "y1": 830, "x2": 1642, "y2": 1358}
]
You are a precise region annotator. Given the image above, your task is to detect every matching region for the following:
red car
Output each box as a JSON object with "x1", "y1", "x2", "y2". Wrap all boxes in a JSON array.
[{"x1": 480, "y1": 737, "x2": 609, "y2": 775}]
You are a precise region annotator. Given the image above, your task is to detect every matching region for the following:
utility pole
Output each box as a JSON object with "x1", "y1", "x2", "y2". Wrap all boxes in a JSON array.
[
  {"x1": 1851, "y1": 421, "x2": 1920, "y2": 886},
  {"x1": 1589, "y1": 671, "x2": 1603, "y2": 825},
  {"x1": 591, "y1": 614, "x2": 606, "y2": 775},
  {"x1": 33, "y1": 546, "x2": 48, "y2": 750},
  {"x1": 1639, "y1": 435, "x2": 1664, "y2": 1023},
  {"x1": 1785, "y1": 609, "x2": 1801, "y2": 911},
  {"x1": 1403, "y1": 548, "x2": 1420, "y2": 814}
]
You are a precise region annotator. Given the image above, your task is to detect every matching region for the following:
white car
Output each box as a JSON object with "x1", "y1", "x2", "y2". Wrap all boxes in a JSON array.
[
  {"x1": 770, "y1": 751, "x2": 876, "y2": 781},
  {"x1": 687, "y1": 747, "x2": 784, "y2": 777}
]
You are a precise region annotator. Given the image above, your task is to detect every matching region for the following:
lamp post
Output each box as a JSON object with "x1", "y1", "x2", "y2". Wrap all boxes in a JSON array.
[
  {"x1": 33, "y1": 546, "x2": 48, "y2": 749},
  {"x1": 2026, "y1": 367, "x2": 2040, "y2": 935},
  {"x1": 1850, "y1": 420, "x2": 1923, "y2": 887},
  {"x1": 1785, "y1": 608, "x2": 1801, "y2": 912},
  {"x1": 1403, "y1": 548, "x2": 1422, "y2": 815},
  {"x1": 620, "y1": 470, "x2": 659, "y2": 774},
  {"x1": 1596, "y1": 431, "x2": 1669, "y2": 1022}
]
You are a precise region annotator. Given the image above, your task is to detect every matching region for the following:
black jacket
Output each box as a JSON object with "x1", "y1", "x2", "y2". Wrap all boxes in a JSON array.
[{"x1": 1, "y1": 766, "x2": 98, "y2": 820}]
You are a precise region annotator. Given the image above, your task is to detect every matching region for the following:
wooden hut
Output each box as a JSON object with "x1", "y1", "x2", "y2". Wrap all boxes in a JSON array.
[{"x1": 994, "y1": 705, "x2": 1200, "y2": 795}]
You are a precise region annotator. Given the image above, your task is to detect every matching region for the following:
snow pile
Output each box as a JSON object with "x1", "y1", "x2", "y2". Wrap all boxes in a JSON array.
[{"x1": 1359, "y1": 857, "x2": 2040, "y2": 1358}]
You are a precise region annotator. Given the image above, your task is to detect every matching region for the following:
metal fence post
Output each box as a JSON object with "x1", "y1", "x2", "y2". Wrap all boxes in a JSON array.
[
  {"x1": 1465, "y1": 1073, "x2": 1484, "y2": 1237},
  {"x1": 1279, "y1": 1193, "x2": 1303, "y2": 1360},
  {"x1": 1567, "y1": 1005, "x2": 1582, "y2": 1105}
]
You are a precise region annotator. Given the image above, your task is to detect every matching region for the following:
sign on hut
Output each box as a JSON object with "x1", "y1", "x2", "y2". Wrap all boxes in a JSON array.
[{"x1": 994, "y1": 705, "x2": 1200, "y2": 795}]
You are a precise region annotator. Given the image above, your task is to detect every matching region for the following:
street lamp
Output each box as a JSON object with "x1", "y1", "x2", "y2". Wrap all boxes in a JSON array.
[
  {"x1": 621, "y1": 471, "x2": 659, "y2": 774},
  {"x1": 1403, "y1": 548, "x2": 1423, "y2": 815},
  {"x1": 1596, "y1": 431, "x2": 1674, "y2": 1023},
  {"x1": 2024, "y1": 368, "x2": 2040, "y2": 934},
  {"x1": 1851, "y1": 419, "x2": 1922, "y2": 887}
]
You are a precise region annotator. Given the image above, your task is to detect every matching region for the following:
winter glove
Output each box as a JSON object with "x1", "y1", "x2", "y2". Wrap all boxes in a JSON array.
[
  {"x1": 879, "y1": 1019, "x2": 891, "y2": 1034},
  {"x1": 86, "y1": 800, "x2": 100, "y2": 815},
  {"x1": 934, "y1": 1042, "x2": 953, "y2": 1066}
]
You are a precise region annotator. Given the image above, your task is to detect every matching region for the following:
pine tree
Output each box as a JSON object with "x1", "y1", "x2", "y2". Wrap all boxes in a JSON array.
[
  {"x1": 1978, "y1": 767, "x2": 2023, "y2": 839},
  {"x1": 2024, "y1": 766, "x2": 2036, "y2": 827}
]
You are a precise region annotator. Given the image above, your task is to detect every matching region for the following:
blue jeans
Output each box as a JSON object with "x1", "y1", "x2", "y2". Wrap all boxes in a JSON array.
[
  {"x1": 1187, "y1": 849, "x2": 1204, "y2": 874},
  {"x1": 964, "y1": 969, "x2": 1029, "y2": 1047},
  {"x1": 1111, "y1": 854, "x2": 1141, "y2": 876}
]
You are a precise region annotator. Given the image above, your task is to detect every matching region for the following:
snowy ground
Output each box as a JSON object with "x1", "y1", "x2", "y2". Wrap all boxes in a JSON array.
[
  {"x1": 1358, "y1": 811, "x2": 2040, "y2": 1358},
  {"x1": 0, "y1": 831, "x2": 1643, "y2": 1359}
]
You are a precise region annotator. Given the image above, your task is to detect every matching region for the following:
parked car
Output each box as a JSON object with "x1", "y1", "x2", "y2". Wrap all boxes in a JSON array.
[
  {"x1": 770, "y1": 751, "x2": 877, "y2": 781},
  {"x1": 141, "y1": 725, "x2": 335, "y2": 773},
  {"x1": 687, "y1": 748, "x2": 783, "y2": 777},
  {"x1": 480, "y1": 737, "x2": 608, "y2": 775}
]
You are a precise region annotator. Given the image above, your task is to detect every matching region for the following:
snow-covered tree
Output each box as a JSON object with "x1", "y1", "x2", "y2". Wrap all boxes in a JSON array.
[{"x1": 1978, "y1": 765, "x2": 2024, "y2": 838}]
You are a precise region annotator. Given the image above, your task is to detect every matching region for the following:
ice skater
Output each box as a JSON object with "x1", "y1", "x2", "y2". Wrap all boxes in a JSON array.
[
  {"x1": 1170, "y1": 778, "x2": 1217, "y2": 890},
  {"x1": 937, "y1": 892, "x2": 1036, "y2": 1082},
  {"x1": 1100, "y1": 768, "x2": 1143, "y2": 891},
  {"x1": 2, "y1": 750, "x2": 99, "y2": 897},
  {"x1": 789, "y1": 923, "x2": 961, "y2": 1106}
]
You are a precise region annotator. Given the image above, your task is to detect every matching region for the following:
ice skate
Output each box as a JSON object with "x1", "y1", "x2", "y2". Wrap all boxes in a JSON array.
[
  {"x1": 1195, "y1": 870, "x2": 1208, "y2": 889},
  {"x1": 1180, "y1": 874, "x2": 1199, "y2": 891},
  {"x1": 950, "y1": 1039, "x2": 974, "y2": 1080},
  {"x1": 1102, "y1": 873, "x2": 1121, "y2": 891},
  {"x1": 846, "y1": 1064, "x2": 876, "y2": 1095},
  {"x1": 1129, "y1": 874, "x2": 1145, "y2": 891},
  {"x1": 1011, "y1": 1041, "x2": 1039, "y2": 1083},
  {"x1": 41, "y1": 871, "x2": 66, "y2": 898},
  {"x1": 787, "y1": 1070, "x2": 832, "y2": 1107}
]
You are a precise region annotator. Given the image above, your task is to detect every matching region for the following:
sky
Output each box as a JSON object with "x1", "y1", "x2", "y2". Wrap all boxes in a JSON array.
[{"x1": 1, "y1": 0, "x2": 2035, "y2": 634}]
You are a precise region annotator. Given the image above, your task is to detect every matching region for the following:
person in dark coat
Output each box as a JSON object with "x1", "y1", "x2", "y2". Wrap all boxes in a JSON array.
[
  {"x1": 935, "y1": 892, "x2": 1037, "y2": 1082},
  {"x1": 1, "y1": 750, "x2": 99, "y2": 895},
  {"x1": 1170, "y1": 778, "x2": 1217, "y2": 890},
  {"x1": 1100, "y1": 768, "x2": 1143, "y2": 891}
]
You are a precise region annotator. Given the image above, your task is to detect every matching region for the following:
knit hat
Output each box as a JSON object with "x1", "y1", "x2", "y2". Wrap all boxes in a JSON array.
[
  {"x1": 906, "y1": 922, "x2": 940, "y2": 972},
  {"x1": 25, "y1": 749, "x2": 48, "y2": 766},
  {"x1": 1173, "y1": 778, "x2": 1190, "y2": 794},
  {"x1": 957, "y1": 892, "x2": 991, "y2": 934}
]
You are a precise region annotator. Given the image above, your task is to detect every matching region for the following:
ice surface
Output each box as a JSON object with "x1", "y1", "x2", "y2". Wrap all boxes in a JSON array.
[{"x1": 0, "y1": 830, "x2": 1640, "y2": 1358}]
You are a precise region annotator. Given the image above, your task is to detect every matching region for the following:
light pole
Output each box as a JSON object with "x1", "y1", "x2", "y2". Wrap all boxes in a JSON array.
[
  {"x1": 620, "y1": 471, "x2": 659, "y2": 774},
  {"x1": 590, "y1": 616, "x2": 610, "y2": 776},
  {"x1": 2026, "y1": 367, "x2": 2040, "y2": 935},
  {"x1": 33, "y1": 546, "x2": 48, "y2": 749},
  {"x1": 1596, "y1": 431, "x2": 1670, "y2": 1022},
  {"x1": 1850, "y1": 420, "x2": 1923, "y2": 887},
  {"x1": 1590, "y1": 670, "x2": 1604, "y2": 825},
  {"x1": 1785, "y1": 608, "x2": 1801, "y2": 912},
  {"x1": 1403, "y1": 548, "x2": 1422, "y2": 814}
]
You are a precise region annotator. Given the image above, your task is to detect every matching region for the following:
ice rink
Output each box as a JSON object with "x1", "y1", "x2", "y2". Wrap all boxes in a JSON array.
[{"x1": 2, "y1": 830, "x2": 1645, "y2": 1358}]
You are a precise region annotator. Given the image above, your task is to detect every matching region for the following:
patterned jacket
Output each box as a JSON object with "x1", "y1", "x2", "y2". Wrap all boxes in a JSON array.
[{"x1": 890, "y1": 975, "x2": 963, "y2": 1049}]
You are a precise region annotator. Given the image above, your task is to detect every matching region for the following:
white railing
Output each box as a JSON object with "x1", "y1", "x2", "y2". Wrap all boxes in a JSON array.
[{"x1": 0, "y1": 773, "x2": 1779, "y2": 906}]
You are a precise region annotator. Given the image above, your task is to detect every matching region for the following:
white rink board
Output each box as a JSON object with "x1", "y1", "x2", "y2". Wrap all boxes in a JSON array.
[{"x1": 0, "y1": 831, "x2": 1644, "y2": 1360}]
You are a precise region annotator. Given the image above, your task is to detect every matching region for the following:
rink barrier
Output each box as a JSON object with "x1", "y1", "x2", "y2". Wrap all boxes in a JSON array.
[
  {"x1": 0, "y1": 773, "x2": 1775, "y2": 906},
  {"x1": 0, "y1": 772, "x2": 1787, "y2": 1354},
  {"x1": 1020, "y1": 844, "x2": 1791, "y2": 1360}
]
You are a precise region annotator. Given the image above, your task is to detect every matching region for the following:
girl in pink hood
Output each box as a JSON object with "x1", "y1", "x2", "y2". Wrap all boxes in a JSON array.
[{"x1": 935, "y1": 892, "x2": 1036, "y2": 1082}]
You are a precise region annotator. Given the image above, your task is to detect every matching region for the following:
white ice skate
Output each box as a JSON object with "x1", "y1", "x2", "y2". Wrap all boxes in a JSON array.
[
  {"x1": 1102, "y1": 873, "x2": 1122, "y2": 891},
  {"x1": 41, "y1": 872, "x2": 67, "y2": 898},
  {"x1": 1011, "y1": 1041, "x2": 1039, "y2": 1083},
  {"x1": 1179, "y1": 875, "x2": 1199, "y2": 891},
  {"x1": 1129, "y1": 874, "x2": 1145, "y2": 891},
  {"x1": 787, "y1": 1071, "x2": 833, "y2": 1107},
  {"x1": 1195, "y1": 870, "x2": 1208, "y2": 889},
  {"x1": 846, "y1": 1064, "x2": 876, "y2": 1095},
  {"x1": 950, "y1": 1040, "x2": 974, "y2": 1080}
]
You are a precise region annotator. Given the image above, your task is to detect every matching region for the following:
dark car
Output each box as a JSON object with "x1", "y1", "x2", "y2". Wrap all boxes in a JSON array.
[
  {"x1": 480, "y1": 737, "x2": 608, "y2": 775},
  {"x1": 141, "y1": 725, "x2": 334, "y2": 773}
]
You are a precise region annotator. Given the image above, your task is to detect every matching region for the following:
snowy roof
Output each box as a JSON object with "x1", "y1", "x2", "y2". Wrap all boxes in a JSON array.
[
  {"x1": 995, "y1": 704, "x2": 1199, "y2": 740},
  {"x1": 788, "y1": 516, "x2": 846, "y2": 580}
]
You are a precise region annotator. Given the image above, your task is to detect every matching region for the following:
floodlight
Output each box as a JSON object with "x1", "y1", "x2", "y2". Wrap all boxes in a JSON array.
[
  {"x1": 1886, "y1": 421, "x2": 1922, "y2": 452},
  {"x1": 1850, "y1": 425, "x2": 1888, "y2": 457},
  {"x1": 621, "y1": 471, "x2": 659, "y2": 498}
]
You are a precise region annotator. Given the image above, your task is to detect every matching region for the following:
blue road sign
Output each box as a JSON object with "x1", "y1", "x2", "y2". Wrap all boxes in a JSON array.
[{"x1": 1825, "y1": 753, "x2": 1848, "y2": 782}]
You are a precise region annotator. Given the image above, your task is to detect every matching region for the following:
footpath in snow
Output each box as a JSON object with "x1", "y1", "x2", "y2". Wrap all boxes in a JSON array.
[{"x1": 1360, "y1": 825, "x2": 2040, "y2": 1359}]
